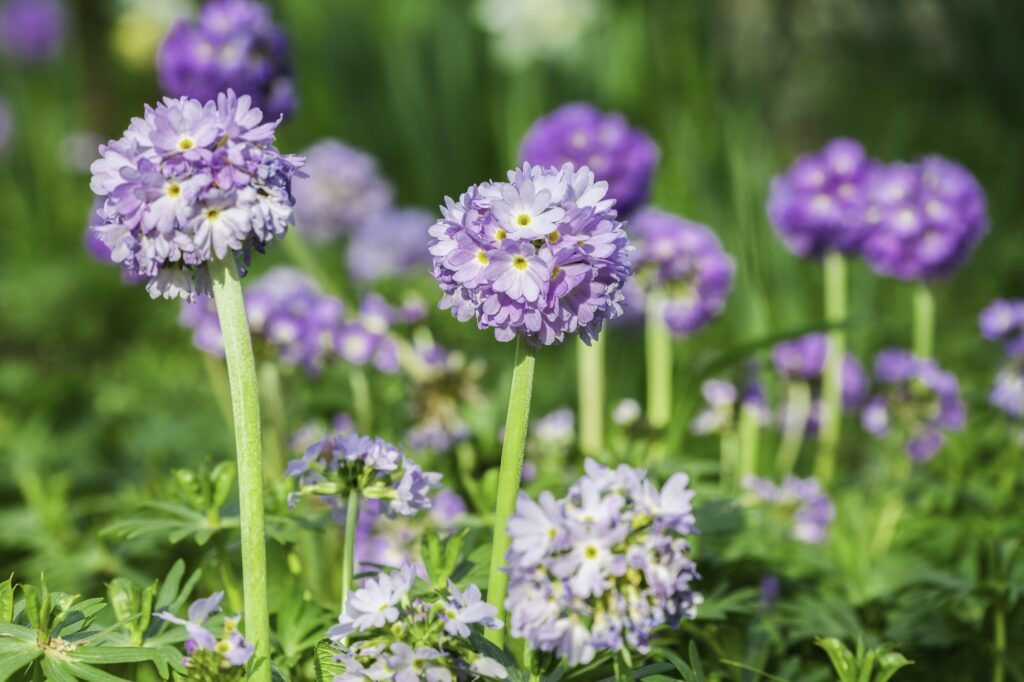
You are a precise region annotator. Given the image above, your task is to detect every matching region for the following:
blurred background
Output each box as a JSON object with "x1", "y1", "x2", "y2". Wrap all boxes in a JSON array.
[{"x1": 0, "y1": 0, "x2": 1021, "y2": 614}]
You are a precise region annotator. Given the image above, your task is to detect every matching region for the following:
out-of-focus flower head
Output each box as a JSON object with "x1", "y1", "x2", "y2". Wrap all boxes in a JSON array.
[
  {"x1": 766, "y1": 138, "x2": 878, "y2": 258},
  {"x1": 292, "y1": 139, "x2": 393, "y2": 242},
  {"x1": 505, "y1": 458, "x2": 700, "y2": 665},
  {"x1": 157, "y1": 0, "x2": 295, "y2": 119},
  {"x1": 611, "y1": 397, "x2": 642, "y2": 428},
  {"x1": 860, "y1": 156, "x2": 987, "y2": 281},
  {"x1": 474, "y1": 0, "x2": 602, "y2": 71},
  {"x1": 404, "y1": 339, "x2": 484, "y2": 455},
  {"x1": 285, "y1": 431, "x2": 441, "y2": 519},
  {"x1": 111, "y1": 0, "x2": 189, "y2": 72},
  {"x1": 326, "y1": 565, "x2": 507, "y2": 680},
  {"x1": 690, "y1": 377, "x2": 771, "y2": 436},
  {"x1": 0, "y1": 0, "x2": 66, "y2": 64},
  {"x1": 980, "y1": 299, "x2": 1024, "y2": 357},
  {"x1": 520, "y1": 103, "x2": 658, "y2": 216},
  {"x1": 347, "y1": 207, "x2": 433, "y2": 283},
  {"x1": 742, "y1": 475, "x2": 835, "y2": 544},
  {"x1": 990, "y1": 361, "x2": 1024, "y2": 422},
  {"x1": 860, "y1": 348, "x2": 966, "y2": 461},
  {"x1": 631, "y1": 208, "x2": 734, "y2": 337},
  {"x1": 89, "y1": 90, "x2": 304, "y2": 301},
  {"x1": 527, "y1": 407, "x2": 575, "y2": 456},
  {"x1": 430, "y1": 163, "x2": 633, "y2": 346},
  {"x1": 155, "y1": 592, "x2": 254, "y2": 673}
]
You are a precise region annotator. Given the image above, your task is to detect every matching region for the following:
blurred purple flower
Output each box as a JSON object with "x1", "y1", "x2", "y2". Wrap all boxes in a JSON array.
[
  {"x1": 347, "y1": 207, "x2": 432, "y2": 283},
  {"x1": 519, "y1": 102, "x2": 659, "y2": 216},
  {"x1": 0, "y1": 0, "x2": 66, "y2": 64},
  {"x1": 157, "y1": 0, "x2": 294, "y2": 119},
  {"x1": 155, "y1": 592, "x2": 254, "y2": 670},
  {"x1": 743, "y1": 475, "x2": 835, "y2": 544},
  {"x1": 691, "y1": 377, "x2": 771, "y2": 436},
  {"x1": 980, "y1": 299, "x2": 1024, "y2": 357},
  {"x1": 990, "y1": 362, "x2": 1024, "y2": 421}
]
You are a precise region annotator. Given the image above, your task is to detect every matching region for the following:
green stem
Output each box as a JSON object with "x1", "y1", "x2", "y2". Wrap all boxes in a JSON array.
[
  {"x1": 258, "y1": 361, "x2": 287, "y2": 481},
  {"x1": 214, "y1": 537, "x2": 243, "y2": 614},
  {"x1": 737, "y1": 403, "x2": 762, "y2": 484},
  {"x1": 817, "y1": 251, "x2": 847, "y2": 486},
  {"x1": 349, "y1": 369, "x2": 373, "y2": 433},
  {"x1": 645, "y1": 294, "x2": 673, "y2": 432},
  {"x1": 912, "y1": 283, "x2": 935, "y2": 359},
  {"x1": 201, "y1": 352, "x2": 234, "y2": 429},
  {"x1": 485, "y1": 339, "x2": 537, "y2": 647},
  {"x1": 340, "y1": 489, "x2": 360, "y2": 614},
  {"x1": 776, "y1": 381, "x2": 811, "y2": 479},
  {"x1": 577, "y1": 336, "x2": 605, "y2": 457},
  {"x1": 209, "y1": 258, "x2": 270, "y2": 681},
  {"x1": 993, "y1": 601, "x2": 1006, "y2": 682},
  {"x1": 720, "y1": 429, "x2": 740, "y2": 492}
]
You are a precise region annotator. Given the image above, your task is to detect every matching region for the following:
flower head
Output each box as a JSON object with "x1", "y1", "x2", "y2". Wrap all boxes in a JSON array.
[
  {"x1": 90, "y1": 90, "x2": 303, "y2": 301},
  {"x1": 430, "y1": 163, "x2": 633, "y2": 346},
  {"x1": 505, "y1": 459, "x2": 700, "y2": 665},
  {"x1": 155, "y1": 592, "x2": 254, "y2": 672},
  {"x1": 860, "y1": 348, "x2": 965, "y2": 460},
  {"x1": 520, "y1": 103, "x2": 659, "y2": 216},
  {"x1": 157, "y1": 0, "x2": 294, "y2": 119},
  {"x1": 860, "y1": 156, "x2": 988, "y2": 280},
  {"x1": 474, "y1": 0, "x2": 602, "y2": 71},
  {"x1": 690, "y1": 376, "x2": 771, "y2": 436},
  {"x1": 742, "y1": 476, "x2": 835, "y2": 544},
  {"x1": 980, "y1": 299, "x2": 1024, "y2": 357},
  {"x1": 767, "y1": 138, "x2": 878, "y2": 258},
  {"x1": 990, "y1": 362, "x2": 1024, "y2": 421},
  {"x1": 0, "y1": 0, "x2": 66, "y2": 63},
  {"x1": 347, "y1": 207, "x2": 433, "y2": 283},
  {"x1": 630, "y1": 208, "x2": 734, "y2": 336}
]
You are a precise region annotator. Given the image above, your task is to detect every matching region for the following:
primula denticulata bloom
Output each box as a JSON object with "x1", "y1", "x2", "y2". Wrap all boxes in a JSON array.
[
  {"x1": 155, "y1": 591, "x2": 254, "y2": 674},
  {"x1": 742, "y1": 476, "x2": 836, "y2": 544},
  {"x1": 0, "y1": 0, "x2": 66, "y2": 63},
  {"x1": 89, "y1": 90, "x2": 304, "y2": 301},
  {"x1": 504, "y1": 459, "x2": 701, "y2": 665}
]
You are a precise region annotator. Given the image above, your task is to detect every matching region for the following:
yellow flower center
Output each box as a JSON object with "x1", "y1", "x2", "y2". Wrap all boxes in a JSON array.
[
  {"x1": 216, "y1": 640, "x2": 231, "y2": 654},
  {"x1": 167, "y1": 183, "x2": 181, "y2": 198},
  {"x1": 516, "y1": 213, "x2": 531, "y2": 227},
  {"x1": 445, "y1": 609, "x2": 459, "y2": 620},
  {"x1": 584, "y1": 544, "x2": 599, "y2": 560},
  {"x1": 476, "y1": 250, "x2": 490, "y2": 265},
  {"x1": 512, "y1": 256, "x2": 529, "y2": 271},
  {"x1": 495, "y1": 228, "x2": 507, "y2": 242},
  {"x1": 547, "y1": 230, "x2": 560, "y2": 243},
  {"x1": 178, "y1": 137, "x2": 195, "y2": 151},
  {"x1": 206, "y1": 208, "x2": 220, "y2": 221}
]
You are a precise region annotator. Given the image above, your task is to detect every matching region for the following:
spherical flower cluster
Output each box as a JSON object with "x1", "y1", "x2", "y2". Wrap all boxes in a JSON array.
[
  {"x1": 742, "y1": 476, "x2": 835, "y2": 544},
  {"x1": 0, "y1": 0, "x2": 66, "y2": 64},
  {"x1": 979, "y1": 299, "x2": 1024, "y2": 357},
  {"x1": 690, "y1": 378, "x2": 771, "y2": 436},
  {"x1": 286, "y1": 431, "x2": 441, "y2": 519},
  {"x1": 772, "y1": 332, "x2": 867, "y2": 434},
  {"x1": 155, "y1": 592, "x2": 254, "y2": 675},
  {"x1": 860, "y1": 349, "x2": 966, "y2": 460},
  {"x1": 89, "y1": 90, "x2": 304, "y2": 301},
  {"x1": 860, "y1": 156, "x2": 987, "y2": 280},
  {"x1": 527, "y1": 407, "x2": 575, "y2": 456},
  {"x1": 157, "y1": 0, "x2": 294, "y2": 119},
  {"x1": 504, "y1": 459, "x2": 701, "y2": 665},
  {"x1": 519, "y1": 103, "x2": 659, "y2": 216},
  {"x1": 474, "y1": 0, "x2": 602, "y2": 71},
  {"x1": 327, "y1": 565, "x2": 507, "y2": 681},
  {"x1": 347, "y1": 207, "x2": 434, "y2": 283},
  {"x1": 766, "y1": 138, "x2": 877, "y2": 258},
  {"x1": 291, "y1": 139, "x2": 394, "y2": 242},
  {"x1": 430, "y1": 163, "x2": 633, "y2": 346},
  {"x1": 630, "y1": 208, "x2": 734, "y2": 336}
]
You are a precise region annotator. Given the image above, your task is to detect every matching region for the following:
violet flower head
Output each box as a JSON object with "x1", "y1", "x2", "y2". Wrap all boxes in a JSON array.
[
  {"x1": 347, "y1": 207, "x2": 433, "y2": 283},
  {"x1": 860, "y1": 348, "x2": 966, "y2": 461},
  {"x1": 766, "y1": 138, "x2": 877, "y2": 258},
  {"x1": 528, "y1": 407, "x2": 575, "y2": 455},
  {"x1": 990, "y1": 362, "x2": 1024, "y2": 421},
  {"x1": 89, "y1": 90, "x2": 304, "y2": 301},
  {"x1": 292, "y1": 139, "x2": 393, "y2": 242},
  {"x1": 430, "y1": 163, "x2": 633, "y2": 346},
  {"x1": 157, "y1": 0, "x2": 294, "y2": 119},
  {"x1": 155, "y1": 592, "x2": 254, "y2": 672},
  {"x1": 0, "y1": 0, "x2": 66, "y2": 64},
  {"x1": 742, "y1": 476, "x2": 835, "y2": 544},
  {"x1": 980, "y1": 299, "x2": 1024, "y2": 357},
  {"x1": 860, "y1": 156, "x2": 988, "y2": 281},
  {"x1": 519, "y1": 102, "x2": 659, "y2": 216},
  {"x1": 690, "y1": 377, "x2": 771, "y2": 436},
  {"x1": 631, "y1": 207, "x2": 734, "y2": 337},
  {"x1": 505, "y1": 459, "x2": 701, "y2": 666}
]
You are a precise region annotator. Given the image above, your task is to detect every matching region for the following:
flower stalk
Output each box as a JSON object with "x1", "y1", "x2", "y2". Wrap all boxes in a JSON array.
[
  {"x1": 646, "y1": 293, "x2": 673, "y2": 432},
  {"x1": 776, "y1": 381, "x2": 811, "y2": 479},
  {"x1": 913, "y1": 282, "x2": 935, "y2": 359},
  {"x1": 209, "y1": 257, "x2": 271, "y2": 681},
  {"x1": 340, "y1": 488, "x2": 360, "y2": 614},
  {"x1": 485, "y1": 338, "x2": 537, "y2": 647},
  {"x1": 817, "y1": 250, "x2": 847, "y2": 485},
  {"x1": 577, "y1": 336, "x2": 605, "y2": 457}
]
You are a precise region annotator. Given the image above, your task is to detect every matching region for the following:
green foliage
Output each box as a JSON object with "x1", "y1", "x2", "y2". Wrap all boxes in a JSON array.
[{"x1": 815, "y1": 638, "x2": 913, "y2": 682}]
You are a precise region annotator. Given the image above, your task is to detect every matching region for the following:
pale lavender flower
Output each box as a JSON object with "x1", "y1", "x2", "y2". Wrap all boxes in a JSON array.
[
  {"x1": 630, "y1": 208, "x2": 734, "y2": 337},
  {"x1": 980, "y1": 299, "x2": 1024, "y2": 357},
  {"x1": 528, "y1": 407, "x2": 575, "y2": 454},
  {"x1": 329, "y1": 566, "x2": 415, "y2": 639},
  {"x1": 690, "y1": 377, "x2": 771, "y2": 436},
  {"x1": 990, "y1": 362, "x2": 1024, "y2": 421},
  {"x1": 155, "y1": 592, "x2": 254, "y2": 670},
  {"x1": 441, "y1": 581, "x2": 501, "y2": 637},
  {"x1": 89, "y1": 90, "x2": 303, "y2": 301},
  {"x1": 611, "y1": 397, "x2": 642, "y2": 427},
  {"x1": 742, "y1": 476, "x2": 835, "y2": 544},
  {"x1": 519, "y1": 103, "x2": 658, "y2": 216},
  {"x1": 430, "y1": 163, "x2": 633, "y2": 346},
  {"x1": 347, "y1": 207, "x2": 433, "y2": 283},
  {"x1": 0, "y1": 0, "x2": 65, "y2": 63}
]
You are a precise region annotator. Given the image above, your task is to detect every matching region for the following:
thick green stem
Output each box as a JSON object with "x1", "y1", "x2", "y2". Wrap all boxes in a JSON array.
[
  {"x1": 577, "y1": 336, "x2": 605, "y2": 457},
  {"x1": 776, "y1": 381, "x2": 811, "y2": 479},
  {"x1": 340, "y1": 489, "x2": 360, "y2": 614},
  {"x1": 349, "y1": 369, "x2": 373, "y2": 433},
  {"x1": 258, "y1": 361, "x2": 287, "y2": 480},
  {"x1": 737, "y1": 403, "x2": 762, "y2": 484},
  {"x1": 993, "y1": 601, "x2": 1006, "y2": 682},
  {"x1": 209, "y1": 258, "x2": 271, "y2": 680},
  {"x1": 720, "y1": 429, "x2": 740, "y2": 492},
  {"x1": 485, "y1": 339, "x2": 537, "y2": 647},
  {"x1": 817, "y1": 251, "x2": 847, "y2": 485},
  {"x1": 214, "y1": 537, "x2": 243, "y2": 614},
  {"x1": 645, "y1": 294, "x2": 673, "y2": 432},
  {"x1": 913, "y1": 283, "x2": 935, "y2": 359}
]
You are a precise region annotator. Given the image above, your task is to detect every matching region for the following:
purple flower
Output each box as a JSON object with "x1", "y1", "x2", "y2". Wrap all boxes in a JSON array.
[
  {"x1": 528, "y1": 407, "x2": 575, "y2": 454},
  {"x1": 0, "y1": 0, "x2": 66, "y2": 64},
  {"x1": 519, "y1": 103, "x2": 658, "y2": 216},
  {"x1": 767, "y1": 138, "x2": 878, "y2": 258},
  {"x1": 690, "y1": 377, "x2": 771, "y2": 436},
  {"x1": 742, "y1": 476, "x2": 835, "y2": 544},
  {"x1": 980, "y1": 299, "x2": 1024, "y2": 357},
  {"x1": 630, "y1": 208, "x2": 734, "y2": 337},
  {"x1": 292, "y1": 139, "x2": 393, "y2": 242},
  {"x1": 155, "y1": 592, "x2": 254, "y2": 669},
  {"x1": 89, "y1": 90, "x2": 303, "y2": 301},
  {"x1": 860, "y1": 348, "x2": 966, "y2": 460},
  {"x1": 430, "y1": 163, "x2": 633, "y2": 346},
  {"x1": 990, "y1": 362, "x2": 1024, "y2": 421},
  {"x1": 347, "y1": 207, "x2": 432, "y2": 283},
  {"x1": 505, "y1": 459, "x2": 700, "y2": 665},
  {"x1": 157, "y1": 0, "x2": 294, "y2": 119},
  {"x1": 860, "y1": 156, "x2": 988, "y2": 280}
]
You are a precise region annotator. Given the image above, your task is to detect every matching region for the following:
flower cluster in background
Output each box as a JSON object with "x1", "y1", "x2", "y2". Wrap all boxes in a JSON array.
[
  {"x1": 0, "y1": 0, "x2": 66, "y2": 64},
  {"x1": 89, "y1": 91, "x2": 304, "y2": 300},
  {"x1": 474, "y1": 0, "x2": 603, "y2": 71},
  {"x1": 155, "y1": 592, "x2": 254, "y2": 675},
  {"x1": 860, "y1": 349, "x2": 966, "y2": 460},
  {"x1": 772, "y1": 332, "x2": 866, "y2": 434},
  {"x1": 404, "y1": 340, "x2": 482, "y2": 454},
  {"x1": 690, "y1": 377, "x2": 771, "y2": 436},
  {"x1": 430, "y1": 163, "x2": 633, "y2": 346},
  {"x1": 505, "y1": 459, "x2": 700, "y2": 665},
  {"x1": 742, "y1": 476, "x2": 835, "y2": 544},
  {"x1": 980, "y1": 299, "x2": 1024, "y2": 423},
  {"x1": 327, "y1": 566, "x2": 507, "y2": 680},
  {"x1": 353, "y1": 489, "x2": 467, "y2": 573},
  {"x1": 157, "y1": 0, "x2": 294, "y2": 119}
]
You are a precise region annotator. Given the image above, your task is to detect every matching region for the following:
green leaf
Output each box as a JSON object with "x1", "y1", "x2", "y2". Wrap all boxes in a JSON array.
[
  {"x1": 61, "y1": 661, "x2": 134, "y2": 682},
  {"x1": 41, "y1": 656, "x2": 78, "y2": 682},
  {"x1": 0, "y1": 575, "x2": 14, "y2": 623},
  {"x1": 313, "y1": 639, "x2": 346, "y2": 682},
  {"x1": 874, "y1": 652, "x2": 913, "y2": 682},
  {"x1": 155, "y1": 560, "x2": 185, "y2": 611},
  {"x1": 0, "y1": 640, "x2": 41, "y2": 682},
  {"x1": 720, "y1": 659, "x2": 791, "y2": 682},
  {"x1": 69, "y1": 646, "x2": 158, "y2": 665},
  {"x1": 0, "y1": 621, "x2": 36, "y2": 641},
  {"x1": 105, "y1": 579, "x2": 137, "y2": 624}
]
